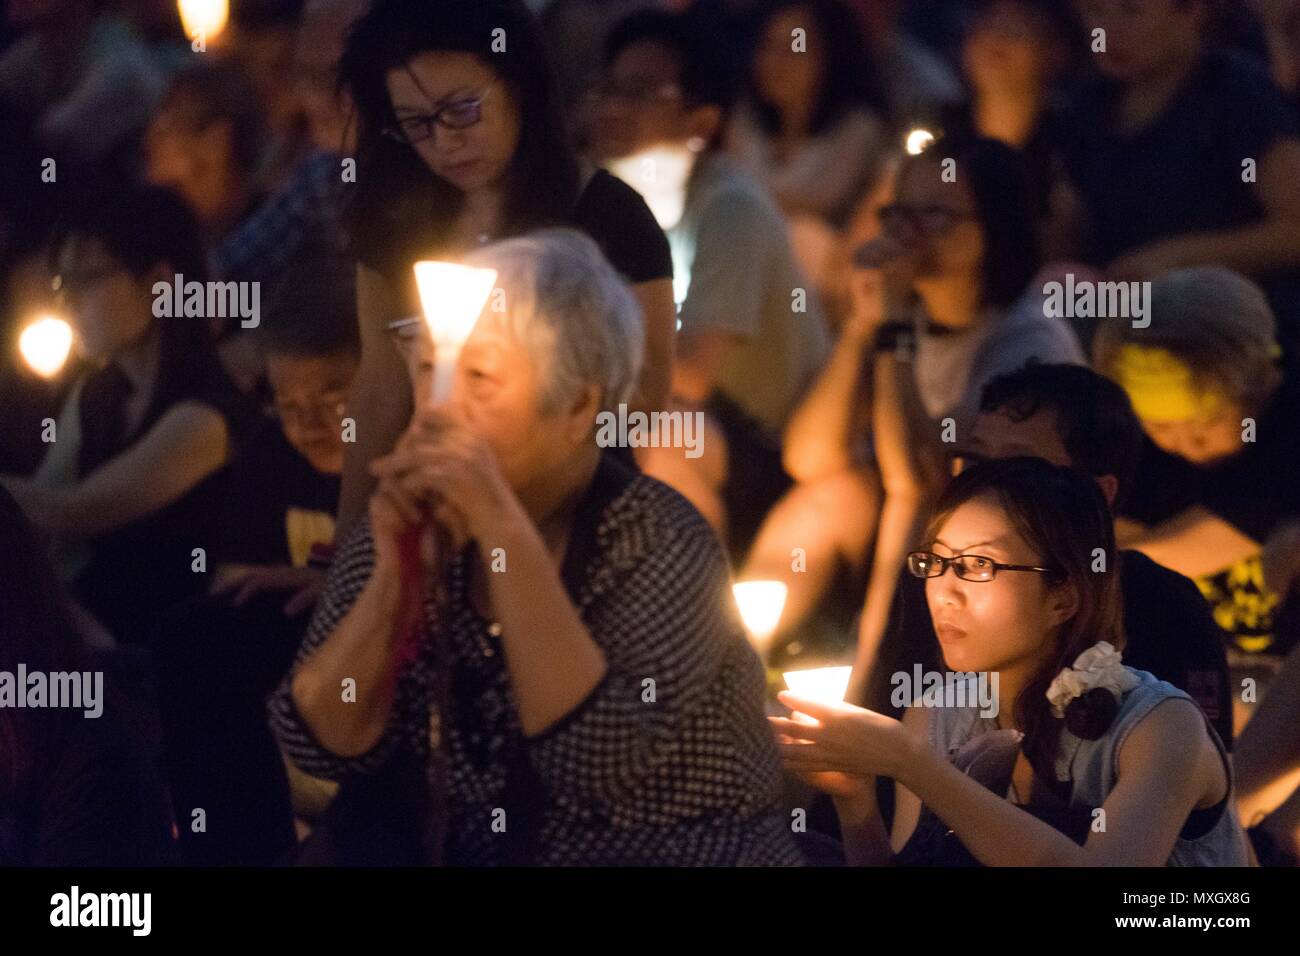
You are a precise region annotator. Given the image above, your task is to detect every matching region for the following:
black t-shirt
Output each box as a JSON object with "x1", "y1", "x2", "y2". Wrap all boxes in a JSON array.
[
  {"x1": 1055, "y1": 48, "x2": 1298, "y2": 265},
  {"x1": 0, "y1": 653, "x2": 174, "y2": 866},
  {"x1": 215, "y1": 416, "x2": 341, "y2": 567},
  {"x1": 1119, "y1": 376, "x2": 1300, "y2": 544},
  {"x1": 873, "y1": 551, "x2": 1233, "y2": 747},
  {"x1": 375, "y1": 169, "x2": 672, "y2": 312},
  {"x1": 71, "y1": 322, "x2": 252, "y2": 640}
]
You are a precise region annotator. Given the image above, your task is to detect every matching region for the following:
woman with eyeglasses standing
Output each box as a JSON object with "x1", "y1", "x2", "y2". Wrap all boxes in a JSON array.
[
  {"x1": 334, "y1": 0, "x2": 675, "y2": 532},
  {"x1": 773, "y1": 456, "x2": 1251, "y2": 866}
]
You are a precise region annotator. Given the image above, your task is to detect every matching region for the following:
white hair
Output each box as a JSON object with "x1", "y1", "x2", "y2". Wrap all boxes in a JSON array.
[{"x1": 464, "y1": 228, "x2": 645, "y2": 413}]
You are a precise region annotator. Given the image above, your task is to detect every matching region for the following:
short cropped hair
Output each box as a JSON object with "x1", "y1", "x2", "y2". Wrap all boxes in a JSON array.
[
  {"x1": 464, "y1": 229, "x2": 644, "y2": 414},
  {"x1": 979, "y1": 362, "x2": 1142, "y2": 508},
  {"x1": 259, "y1": 263, "x2": 360, "y2": 358},
  {"x1": 1093, "y1": 267, "x2": 1282, "y2": 416}
]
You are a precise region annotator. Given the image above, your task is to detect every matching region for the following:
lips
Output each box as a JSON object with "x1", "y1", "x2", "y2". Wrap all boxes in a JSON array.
[{"x1": 934, "y1": 621, "x2": 967, "y2": 642}]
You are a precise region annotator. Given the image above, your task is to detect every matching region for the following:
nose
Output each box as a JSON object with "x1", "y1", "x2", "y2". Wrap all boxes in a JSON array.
[
  {"x1": 928, "y1": 567, "x2": 967, "y2": 608},
  {"x1": 433, "y1": 123, "x2": 467, "y2": 154}
]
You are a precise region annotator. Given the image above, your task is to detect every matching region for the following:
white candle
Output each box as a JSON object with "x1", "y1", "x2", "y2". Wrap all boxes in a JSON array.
[{"x1": 413, "y1": 261, "x2": 498, "y2": 406}]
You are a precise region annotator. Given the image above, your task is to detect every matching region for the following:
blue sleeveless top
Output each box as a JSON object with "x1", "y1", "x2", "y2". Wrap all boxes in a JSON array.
[{"x1": 908, "y1": 667, "x2": 1250, "y2": 866}]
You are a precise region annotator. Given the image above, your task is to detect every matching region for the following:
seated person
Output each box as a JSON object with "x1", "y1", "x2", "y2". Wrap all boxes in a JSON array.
[
  {"x1": 0, "y1": 487, "x2": 174, "y2": 866},
  {"x1": 144, "y1": 59, "x2": 272, "y2": 391},
  {"x1": 1094, "y1": 267, "x2": 1300, "y2": 725},
  {"x1": 740, "y1": 135, "x2": 1082, "y2": 669},
  {"x1": 727, "y1": 0, "x2": 889, "y2": 230},
  {"x1": 587, "y1": 8, "x2": 832, "y2": 551},
  {"x1": 269, "y1": 229, "x2": 802, "y2": 866},
  {"x1": 861, "y1": 362, "x2": 1233, "y2": 749},
  {"x1": 774, "y1": 457, "x2": 1251, "y2": 866},
  {"x1": 1, "y1": 184, "x2": 249, "y2": 641},
  {"x1": 1049, "y1": 0, "x2": 1300, "y2": 363}
]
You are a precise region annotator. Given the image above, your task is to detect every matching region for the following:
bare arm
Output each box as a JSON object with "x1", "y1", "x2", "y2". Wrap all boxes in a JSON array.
[
  {"x1": 337, "y1": 264, "x2": 413, "y2": 535},
  {"x1": 1125, "y1": 505, "x2": 1260, "y2": 578},
  {"x1": 781, "y1": 323, "x2": 874, "y2": 482},
  {"x1": 848, "y1": 351, "x2": 942, "y2": 701},
  {"x1": 1236, "y1": 640, "x2": 1300, "y2": 826},
  {"x1": 904, "y1": 699, "x2": 1222, "y2": 866},
  {"x1": 630, "y1": 278, "x2": 676, "y2": 413},
  {"x1": 288, "y1": 560, "x2": 411, "y2": 758},
  {"x1": 671, "y1": 329, "x2": 741, "y2": 405},
  {"x1": 2, "y1": 403, "x2": 228, "y2": 538}
]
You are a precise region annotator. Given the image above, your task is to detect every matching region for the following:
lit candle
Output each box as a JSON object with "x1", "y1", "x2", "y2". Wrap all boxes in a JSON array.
[
  {"x1": 732, "y1": 581, "x2": 788, "y2": 646},
  {"x1": 177, "y1": 0, "x2": 230, "y2": 44},
  {"x1": 905, "y1": 127, "x2": 935, "y2": 156},
  {"x1": 412, "y1": 261, "x2": 498, "y2": 405},
  {"x1": 18, "y1": 314, "x2": 74, "y2": 379},
  {"x1": 782, "y1": 666, "x2": 853, "y2": 723}
]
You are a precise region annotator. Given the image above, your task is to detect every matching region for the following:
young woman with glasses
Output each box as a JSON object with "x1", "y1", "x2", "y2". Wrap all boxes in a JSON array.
[
  {"x1": 772, "y1": 456, "x2": 1250, "y2": 866},
  {"x1": 335, "y1": 0, "x2": 676, "y2": 532}
]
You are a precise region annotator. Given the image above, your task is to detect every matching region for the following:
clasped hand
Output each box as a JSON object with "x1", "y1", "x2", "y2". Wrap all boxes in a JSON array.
[{"x1": 367, "y1": 408, "x2": 514, "y2": 574}]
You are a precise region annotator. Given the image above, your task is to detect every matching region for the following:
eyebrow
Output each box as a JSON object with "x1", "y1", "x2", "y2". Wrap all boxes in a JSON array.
[
  {"x1": 391, "y1": 86, "x2": 478, "y2": 114},
  {"x1": 932, "y1": 536, "x2": 1011, "y2": 553}
]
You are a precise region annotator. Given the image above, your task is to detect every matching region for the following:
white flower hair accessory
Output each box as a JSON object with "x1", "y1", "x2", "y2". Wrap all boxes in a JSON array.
[{"x1": 1045, "y1": 641, "x2": 1140, "y2": 719}]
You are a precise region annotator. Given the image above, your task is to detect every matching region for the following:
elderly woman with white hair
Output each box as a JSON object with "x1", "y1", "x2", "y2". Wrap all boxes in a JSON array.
[{"x1": 269, "y1": 228, "x2": 801, "y2": 866}]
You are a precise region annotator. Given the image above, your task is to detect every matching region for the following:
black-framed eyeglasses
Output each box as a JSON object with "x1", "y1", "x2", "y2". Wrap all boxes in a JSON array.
[
  {"x1": 877, "y1": 203, "x2": 977, "y2": 235},
  {"x1": 907, "y1": 550, "x2": 1060, "y2": 583},
  {"x1": 382, "y1": 84, "x2": 495, "y2": 144}
]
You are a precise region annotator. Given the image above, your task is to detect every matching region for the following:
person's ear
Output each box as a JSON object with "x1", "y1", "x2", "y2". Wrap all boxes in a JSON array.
[
  {"x1": 564, "y1": 383, "x2": 601, "y2": 444},
  {"x1": 1095, "y1": 474, "x2": 1119, "y2": 508},
  {"x1": 1045, "y1": 578, "x2": 1079, "y2": 628}
]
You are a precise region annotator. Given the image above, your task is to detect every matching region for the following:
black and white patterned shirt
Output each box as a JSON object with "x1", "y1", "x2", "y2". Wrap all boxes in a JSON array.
[{"x1": 268, "y1": 453, "x2": 802, "y2": 866}]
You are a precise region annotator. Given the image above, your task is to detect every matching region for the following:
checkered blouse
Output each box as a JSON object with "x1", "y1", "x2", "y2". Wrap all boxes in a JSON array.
[{"x1": 268, "y1": 454, "x2": 801, "y2": 866}]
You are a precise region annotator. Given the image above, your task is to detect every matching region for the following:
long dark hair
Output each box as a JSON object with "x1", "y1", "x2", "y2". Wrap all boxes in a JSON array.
[
  {"x1": 749, "y1": 0, "x2": 886, "y2": 135},
  {"x1": 924, "y1": 457, "x2": 1125, "y2": 782},
  {"x1": 339, "y1": 0, "x2": 581, "y2": 276},
  {"x1": 900, "y1": 134, "x2": 1038, "y2": 309},
  {"x1": 0, "y1": 488, "x2": 85, "y2": 798}
]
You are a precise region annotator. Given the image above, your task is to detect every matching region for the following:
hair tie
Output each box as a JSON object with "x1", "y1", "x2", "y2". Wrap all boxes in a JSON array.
[{"x1": 1045, "y1": 641, "x2": 1139, "y2": 740}]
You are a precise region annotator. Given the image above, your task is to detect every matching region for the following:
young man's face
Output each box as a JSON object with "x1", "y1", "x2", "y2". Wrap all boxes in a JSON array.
[
  {"x1": 266, "y1": 351, "x2": 358, "y2": 474},
  {"x1": 588, "y1": 40, "x2": 692, "y2": 162},
  {"x1": 1078, "y1": 0, "x2": 1205, "y2": 82},
  {"x1": 55, "y1": 235, "x2": 157, "y2": 364},
  {"x1": 963, "y1": 405, "x2": 1074, "y2": 470}
]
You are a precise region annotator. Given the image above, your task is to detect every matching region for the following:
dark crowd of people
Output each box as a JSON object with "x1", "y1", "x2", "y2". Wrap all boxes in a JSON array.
[{"x1": 1, "y1": 0, "x2": 1299, "y2": 868}]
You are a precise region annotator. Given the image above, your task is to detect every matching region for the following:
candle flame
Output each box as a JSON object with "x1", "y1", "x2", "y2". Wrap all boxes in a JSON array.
[
  {"x1": 732, "y1": 581, "x2": 788, "y2": 641},
  {"x1": 19, "y1": 315, "x2": 74, "y2": 379}
]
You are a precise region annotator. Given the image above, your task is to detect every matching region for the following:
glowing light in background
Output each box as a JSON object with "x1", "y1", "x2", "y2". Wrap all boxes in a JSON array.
[
  {"x1": 606, "y1": 146, "x2": 694, "y2": 231},
  {"x1": 905, "y1": 127, "x2": 935, "y2": 156},
  {"x1": 413, "y1": 261, "x2": 498, "y2": 404},
  {"x1": 732, "y1": 581, "x2": 788, "y2": 643},
  {"x1": 19, "y1": 314, "x2": 74, "y2": 379},
  {"x1": 178, "y1": 0, "x2": 229, "y2": 43}
]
